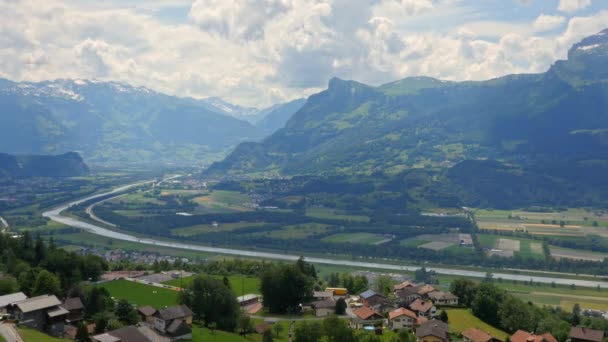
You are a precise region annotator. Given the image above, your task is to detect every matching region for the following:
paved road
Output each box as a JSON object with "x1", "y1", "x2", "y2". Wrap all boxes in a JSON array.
[
  {"x1": 0, "y1": 323, "x2": 23, "y2": 342},
  {"x1": 42, "y1": 179, "x2": 608, "y2": 289}
]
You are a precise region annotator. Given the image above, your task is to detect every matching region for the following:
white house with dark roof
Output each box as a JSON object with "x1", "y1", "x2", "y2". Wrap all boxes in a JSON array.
[{"x1": 154, "y1": 304, "x2": 193, "y2": 340}]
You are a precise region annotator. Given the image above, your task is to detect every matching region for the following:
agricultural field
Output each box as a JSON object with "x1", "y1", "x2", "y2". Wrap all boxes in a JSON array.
[
  {"x1": 172, "y1": 222, "x2": 266, "y2": 236},
  {"x1": 475, "y1": 208, "x2": 608, "y2": 237},
  {"x1": 305, "y1": 207, "x2": 370, "y2": 222},
  {"x1": 164, "y1": 275, "x2": 261, "y2": 297},
  {"x1": 94, "y1": 279, "x2": 181, "y2": 309},
  {"x1": 193, "y1": 190, "x2": 253, "y2": 214},
  {"x1": 549, "y1": 246, "x2": 608, "y2": 262},
  {"x1": 250, "y1": 223, "x2": 333, "y2": 239},
  {"x1": 322, "y1": 232, "x2": 392, "y2": 245},
  {"x1": 400, "y1": 233, "x2": 472, "y2": 251},
  {"x1": 445, "y1": 309, "x2": 508, "y2": 340},
  {"x1": 477, "y1": 234, "x2": 545, "y2": 259}
]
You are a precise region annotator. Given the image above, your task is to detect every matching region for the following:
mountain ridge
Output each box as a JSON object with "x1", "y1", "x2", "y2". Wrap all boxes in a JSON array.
[{"x1": 206, "y1": 29, "x2": 608, "y2": 177}]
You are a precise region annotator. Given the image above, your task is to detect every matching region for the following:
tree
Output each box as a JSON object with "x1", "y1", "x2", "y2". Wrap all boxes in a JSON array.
[
  {"x1": 85, "y1": 287, "x2": 113, "y2": 318},
  {"x1": 273, "y1": 323, "x2": 284, "y2": 338},
  {"x1": 353, "y1": 275, "x2": 369, "y2": 294},
  {"x1": 223, "y1": 276, "x2": 231, "y2": 289},
  {"x1": 374, "y1": 275, "x2": 395, "y2": 296},
  {"x1": 263, "y1": 329, "x2": 274, "y2": 342},
  {"x1": 239, "y1": 314, "x2": 254, "y2": 335},
  {"x1": 450, "y1": 279, "x2": 477, "y2": 307},
  {"x1": 498, "y1": 296, "x2": 534, "y2": 333},
  {"x1": 391, "y1": 329, "x2": 415, "y2": 342},
  {"x1": 323, "y1": 315, "x2": 356, "y2": 342},
  {"x1": 93, "y1": 313, "x2": 109, "y2": 334},
  {"x1": 537, "y1": 316, "x2": 570, "y2": 342},
  {"x1": 335, "y1": 298, "x2": 347, "y2": 315},
  {"x1": 32, "y1": 270, "x2": 62, "y2": 297},
  {"x1": 414, "y1": 267, "x2": 428, "y2": 283},
  {"x1": 75, "y1": 322, "x2": 90, "y2": 342},
  {"x1": 295, "y1": 321, "x2": 323, "y2": 342},
  {"x1": 106, "y1": 319, "x2": 123, "y2": 331},
  {"x1": 180, "y1": 275, "x2": 240, "y2": 331},
  {"x1": 572, "y1": 303, "x2": 581, "y2": 316},
  {"x1": 471, "y1": 283, "x2": 504, "y2": 327},
  {"x1": 261, "y1": 262, "x2": 314, "y2": 314},
  {"x1": 439, "y1": 310, "x2": 448, "y2": 323},
  {"x1": 0, "y1": 278, "x2": 18, "y2": 296},
  {"x1": 115, "y1": 299, "x2": 139, "y2": 325}
]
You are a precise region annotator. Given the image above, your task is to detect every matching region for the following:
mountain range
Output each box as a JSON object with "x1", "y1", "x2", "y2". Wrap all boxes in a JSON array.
[
  {"x1": 207, "y1": 29, "x2": 608, "y2": 178},
  {"x1": 0, "y1": 152, "x2": 88, "y2": 179},
  {"x1": 0, "y1": 79, "x2": 303, "y2": 166}
]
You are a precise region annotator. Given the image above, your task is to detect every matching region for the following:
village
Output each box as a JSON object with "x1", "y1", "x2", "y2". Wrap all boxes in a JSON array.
[{"x1": 0, "y1": 268, "x2": 605, "y2": 342}]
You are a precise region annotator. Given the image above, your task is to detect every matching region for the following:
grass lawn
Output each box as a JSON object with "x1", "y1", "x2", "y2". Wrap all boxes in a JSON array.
[
  {"x1": 95, "y1": 279, "x2": 180, "y2": 309},
  {"x1": 193, "y1": 190, "x2": 252, "y2": 214},
  {"x1": 192, "y1": 327, "x2": 251, "y2": 341},
  {"x1": 322, "y1": 233, "x2": 385, "y2": 244},
  {"x1": 400, "y1": 239, "x2": 430, "y2": 247},
  {"x1": 445, "y1": 309, "x2": 508, "y2": 340},
  {"x1": 251, "y1": 223, "x2": 332, "y2": 239},
  {"x1": 305, "y1": 207, "x2": 369, "y2": 222},
  {"x1": 0, "y1": 335, "x2": 5, "y2": 342},
  {"x1": 164, "y1": 275, "x2": 261, "y2": 297},
  {"x1": 172, "y1": 222, "x2": 266, "y2": 236},
  {"x1": 18, "y1": 328, "x2": 69, "y2": 341}
]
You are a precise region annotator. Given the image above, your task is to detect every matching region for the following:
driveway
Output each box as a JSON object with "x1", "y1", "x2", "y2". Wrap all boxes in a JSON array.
[{"x1": 0, "y1": 323, "x2": 24, "y2": 342}]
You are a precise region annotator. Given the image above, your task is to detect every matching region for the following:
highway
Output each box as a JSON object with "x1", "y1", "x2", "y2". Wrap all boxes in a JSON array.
[{"x1": 42, "y1": 178, "x2": 608, "y2": 288}]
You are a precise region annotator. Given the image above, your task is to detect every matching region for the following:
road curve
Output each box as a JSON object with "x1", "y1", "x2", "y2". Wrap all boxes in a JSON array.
[{"x1": 43, "y1": 179, "x2": 608, "y2": 288}]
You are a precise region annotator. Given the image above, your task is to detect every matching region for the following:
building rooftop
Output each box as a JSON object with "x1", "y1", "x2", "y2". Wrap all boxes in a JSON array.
[
  {"x1": 389, "y1": 307, "x2": 417, "y2": 320},
  {"x1": 62, "y1": 297, "x2": 84, "y2": 311},
  {"x1": 157, "y1": 304, "x2": 193, "y2": 321},
  {"x1": 569, "y1": 327, "x2": 605, "y2": 342},
  {"x1": 511, "y1": 330, "x2": 557, "y2": 342},
  {"x1": 360, "y1": 290, "x2": 381, "y2": 299},
  {"x1": 13, "y1": 295, "x2": 61, "y2": 313},
  {"x1": 138, "y1": 305, "x2": 156, "y2": 317},
  {"x1": 416, "y1": 320, "x2": 449, "y2": 339},
  {"x1": 312, "y1": 299, "x2": 336, "y2": 309},
  {"x1": 0, "y1": 292, "x2": 27, "y2": 308},
  {"x1": 462, "y1": 327, "x2": 494, "y2": 342},
  {"x1": 409, "y1": 298, "x2": 434, "y2": 313},
  {"x1": 354, "y1": 306, "x2": 383, "y2": 320},
  {"x1": 237, "y1": 294, "x2": 259, "y2": 302},
  {"x1": 47, "y1": 306, "x2": 70, "y2": 318},
  {"x1": 428, "y1": 291, "x2": 458, "y2": 301}
]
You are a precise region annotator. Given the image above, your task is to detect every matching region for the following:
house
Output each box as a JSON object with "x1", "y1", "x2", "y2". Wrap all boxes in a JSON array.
[
  {"x1": 511, "y1": 330, "x2": 558, "y2": 342},
  {"x1": 138, "y1": 306, "x2": 157, "y2": 324},
  {"x1": 568, "y1": 327, "x2": 605, "y2": 342},
  {"x1": 427, "y1": 291, "x2": 458, "y2": 306},
  {"x1": 409, "y1": 299, "x2": 437, "y2": 318},
  {"x1": 360, "y1": 290, "x2": 387, "y2": 308},
  {"x1": 388, "y1": 307, "x2": 418, "y2": 330},
  {"x1": 313, "y1": 291, "x2": 334, "y2": 300},
  {"x1": 237, "y1": 294, "x2": 260, "y2": 307},
  {"x1": 462, "y1": 328, "x2": 500, "y2": 342},
  {"x1": 8, "y1": 295, "x2": 68, "y2": 336},
  {"x1": 62, "y1": 297, "x2": 85, "y2": 323},
  {"x1": 0, "y1": 292, "x2": 27, "y2": 314},
  {"x1": 415, "y1": 320, "x2": 449, "y2": 342},
  {"x1": 92, "y1": 326, "x2": 151, "y2": 342},
  {"x1": 154, "y1": 304, "x2": 193, "y2": 340},
  {"x1": 396, "y1": 286, "x2": 422, "y2": 304},
  {"x1": 394, "y1": 281, "x2": 416, "y2": 291},
  {"x1": 351, "y1": 306, "x2": 384, "y2": 329},
  {"x1": 311, "y1": 299, "x2": 336, "y2": 317},
  {"x1": 326, "y1": 287, "x2": 348, "y2": 296},
  {"x1": 417, "y1": 285, "x2": 437, "y2": 297}
]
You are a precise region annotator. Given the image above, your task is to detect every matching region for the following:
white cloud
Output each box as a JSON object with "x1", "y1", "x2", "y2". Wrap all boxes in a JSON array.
[
  {"x1": 533, "y1": 14, "x2": 566, "y2": 32},
  {"x1": 0, "y1": 0, "x2": 606, "y2": 107},
  {"x1": 558, "y1": 0, "x2": 592, "y2": 13}
]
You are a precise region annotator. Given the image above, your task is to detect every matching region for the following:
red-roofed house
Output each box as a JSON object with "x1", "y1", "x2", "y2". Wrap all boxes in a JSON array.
[
  {"x1": 511, "y1": 330, "x2": 557, "y2": 342},
  {"x1": 351, "y1": 306, "x2": 384, "y2": 329},
  {"x1": 409, "y1": 298, "x2": 437, "y2": 318},
  {"x1": 462, "y1": 327, "x2": 500, "y2": 342},
  {"x1": 389, "y1": 307, "x2": 418, "y2": 330}
]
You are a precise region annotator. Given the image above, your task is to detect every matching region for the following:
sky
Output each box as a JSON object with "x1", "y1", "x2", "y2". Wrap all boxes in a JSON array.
[{"x1": 1, "y1": 0, "x2": 607, "y2": 108}]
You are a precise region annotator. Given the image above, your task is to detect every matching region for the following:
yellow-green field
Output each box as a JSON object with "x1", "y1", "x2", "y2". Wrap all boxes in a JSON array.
[
  {"x1": 250, "y1": 223, "x2": 332, "y2": 239},
  {"x1": 445, "y1": 309, "x2": 508, "y2": 340},
  {"x1": 322, "y1": 232, "x2": 390, "y2": 244}
]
